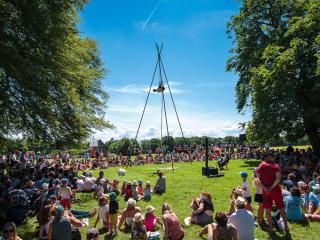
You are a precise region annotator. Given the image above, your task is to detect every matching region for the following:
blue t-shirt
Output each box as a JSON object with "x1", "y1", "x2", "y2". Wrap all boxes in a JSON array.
[
  {"x1": 284, "y1": 195, "x2": 304, "y2": 222},
  {"x1": 309, "y1": 193, "x2": 320, "y2": 207}
]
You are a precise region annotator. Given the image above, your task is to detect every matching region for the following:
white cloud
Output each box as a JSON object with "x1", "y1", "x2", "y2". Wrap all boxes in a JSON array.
[{"x1": 93, "y1": 101, "x2": 244, "y2": 142}]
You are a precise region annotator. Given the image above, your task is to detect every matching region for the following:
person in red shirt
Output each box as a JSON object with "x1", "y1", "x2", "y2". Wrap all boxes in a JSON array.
[{"x1": 256, "y1": 150, "x2": 289, "y2": 233}]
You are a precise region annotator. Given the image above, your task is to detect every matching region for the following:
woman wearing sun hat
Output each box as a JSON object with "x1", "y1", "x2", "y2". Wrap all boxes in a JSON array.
[
  {"x1": 118, "y1": 198, "x2": 142, "y2": 232},
  {"x1": 130, "y1": 213, "x2": 147, "y2": 240}
]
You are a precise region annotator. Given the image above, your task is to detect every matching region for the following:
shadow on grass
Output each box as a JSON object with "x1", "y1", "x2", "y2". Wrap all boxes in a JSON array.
[
  {"x1": 240, "y1": 160, "x2": 262, "y2": 168},
  {"x1": 268, "y1": 231, "x2": 292, "y2": 240}
]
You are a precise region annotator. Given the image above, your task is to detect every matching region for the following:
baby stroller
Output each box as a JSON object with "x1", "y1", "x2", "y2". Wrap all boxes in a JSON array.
[{"x1": 6, "y1": 189, "x2": 31, "y2": 224}]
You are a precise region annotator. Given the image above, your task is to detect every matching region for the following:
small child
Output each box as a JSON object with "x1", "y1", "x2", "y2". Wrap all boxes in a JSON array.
[
  {"x1": 108, "y1": 192, "x2": 119, "y2": 235},
  {"x1": 121, "y1": 180, "x2": 127, "y2": 196},
  {"x1": 252, "y1": 168, "x2": 264, "y2": 224},
  {"x1": 144, "y1": 181, "x2": 152, "y2": 201},
  {"x1": 59, "y1": 178, "x2": 72, "y2": 210},
  {"x1": 138, "y1": 180, "x2": 144, "y2": 200},
  {"x1": 240, "y1": 172, "x2": 252, "y2": 204},
  {"x1": 131, "y1": 213, "x2": 147, "y2": 240},
  {"x1": 110, "y1": 179, "x2": 120, "y2": 196},
  {"x1": 124, "y1": 181, "x2": 132, "y2": 201},
  {"x1": 94, "y1": 195, "x2": 109, "y2": 231},
  {"x1": 132, "y1": 180, "x2": 138, "y2": 201},
  {"x1": 144, "y1": 205, "x2": 161, "y2": 232}
]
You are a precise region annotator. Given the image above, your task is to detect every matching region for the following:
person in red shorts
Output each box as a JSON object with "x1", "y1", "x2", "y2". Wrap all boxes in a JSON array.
[{"x1": 256, "y1": 150, "x2": 289, "y2": 233}]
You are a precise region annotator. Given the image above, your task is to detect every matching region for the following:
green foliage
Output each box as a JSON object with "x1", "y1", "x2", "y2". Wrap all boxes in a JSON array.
[
  {"x1": 228, "y1": 0, "x2": 320, "y2": 150},
  {"x1": 0, "y1": 0, "x2": 112, "y2": 145},
  {"x1": 108, "y1": 138, "x2": 131, "y2": 155}
]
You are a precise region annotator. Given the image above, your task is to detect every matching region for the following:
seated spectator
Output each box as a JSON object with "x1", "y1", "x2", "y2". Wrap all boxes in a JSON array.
[
  {"x1": 228, "y1": 197, "x2": 254, "y2": 240},
  {"x1": 308, "y1": 185, "x2": 320, "y2": 214},
  {"x1": 207, "y1": 212, "x2": 237, "y2": 240},
  {"x1": 0, "y1": 222, "x2": 22, "y2": 240},
  {"x1": 38, "y1": 205, "x2": 53, "y2": 240},
  {"x1": 162, "y1": 203, "x2": 184, "y2": 240},
  {"x1": 118, "y1": 198, "x2": 142, "y2": 232},
  {"x1": 131, "y1": 213, "x2": 147, "y2": 240},
  {"x1": 144, "y1": 205, "x2": 161, "y2": 232},
  {"x1": 124, "y1": 181, "x2": 133, "y2": 201},
  {"x1": 187, "y1": 192, "x2": 214, "y2": 226},
  {"x1": 48, "y1": 205, "x2": 83, "y2": 240},
  {"x1": 154, "y1": 172, "x2": 166, "y2": 195},
  {"x1": 143, "y1": 181, "x2": 152, "y2": 201},
  {"x1": 284, "y1": 186, "x2": 305, "y2": 222},
  {"x1": 86, "y1": 228, "x2": 99, "y2": 240}
]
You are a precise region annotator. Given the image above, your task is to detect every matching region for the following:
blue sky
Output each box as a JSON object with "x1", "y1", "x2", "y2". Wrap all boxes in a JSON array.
[{"x1": 79, "y1": 0, "x2": 249, "y2": 141}]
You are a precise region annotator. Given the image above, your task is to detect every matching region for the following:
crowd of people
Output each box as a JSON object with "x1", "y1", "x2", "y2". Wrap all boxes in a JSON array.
[{"x1": 0, "y1": 146, "x2": 319, "y2": 239}]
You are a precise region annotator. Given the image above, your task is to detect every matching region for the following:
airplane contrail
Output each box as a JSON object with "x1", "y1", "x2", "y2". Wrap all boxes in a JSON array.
[{"x1": 142, "y1": 0, "x2": 162, "y2": 30}]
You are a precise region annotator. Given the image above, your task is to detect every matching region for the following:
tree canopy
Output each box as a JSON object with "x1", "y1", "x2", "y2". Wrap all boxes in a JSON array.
[
  {"x1": 227, "y1": 0, "x2": 320, "y2": 151},
  {"x1": 0, "y1": 0, "x2": 112, "y2": 145}
]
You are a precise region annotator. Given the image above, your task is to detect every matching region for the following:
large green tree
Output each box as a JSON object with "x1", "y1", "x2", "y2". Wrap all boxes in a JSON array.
[
  {"x1": 0, "y1": 0, "x2": 112, "y2": 145},
  {"x1": 227, "y1": 0, "x2": 320, "y2": 151}
]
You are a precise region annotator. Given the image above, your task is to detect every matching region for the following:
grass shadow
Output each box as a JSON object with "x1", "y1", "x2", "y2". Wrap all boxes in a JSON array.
[
  {"x1": 240, "y1": 160, "x2": 262, "y2": 168},
  {"x1": 268, "y1": 231, "x2": 292, "y2": 240}
]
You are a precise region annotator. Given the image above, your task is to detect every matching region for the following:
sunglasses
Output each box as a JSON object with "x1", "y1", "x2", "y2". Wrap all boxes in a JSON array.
[{"x1": 5, "y1": 229, "x2": 14, "y2": 234}]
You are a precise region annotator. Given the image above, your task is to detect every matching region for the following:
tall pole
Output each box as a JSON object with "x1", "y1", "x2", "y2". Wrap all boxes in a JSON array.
[{"x1": 205, "y1": 137, "x2": 209, "y2": 170}]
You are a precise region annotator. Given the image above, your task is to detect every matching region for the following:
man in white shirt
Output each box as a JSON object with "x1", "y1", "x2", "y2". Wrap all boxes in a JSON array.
[{"x1": 228, "y1": 196, "x2": 254, "y2": 240}]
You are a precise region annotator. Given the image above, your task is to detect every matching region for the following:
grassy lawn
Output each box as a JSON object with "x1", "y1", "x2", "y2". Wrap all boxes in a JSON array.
[{"x1": 16, "y1": 160, "x2": 318, "y2": 240}]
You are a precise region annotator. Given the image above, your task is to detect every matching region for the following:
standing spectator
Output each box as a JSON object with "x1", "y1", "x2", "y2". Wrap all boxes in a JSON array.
[
  {"x1": 94, "y1": 195, "x2": 109, "y2": 232},
  {"x1": 256, "y1": 151, "x2": 289, "y2": 233},
  {"x1": 239, "y1": 172, "x2": 251, "y2": 204},
  {"x1": 108, "y1": 192, "x2": 119, "y2": 235},
  {"x1": 252, "y1": 168, "x2": 264, "y2": 225},
  {"x1": 228, "y1": 197, "x2": 254, "y2": 240}
]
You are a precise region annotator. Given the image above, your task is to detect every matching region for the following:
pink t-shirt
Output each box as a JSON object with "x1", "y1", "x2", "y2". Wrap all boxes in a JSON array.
[{"x1": 144, "y1": 214, "x2": 157, "y2": 231}]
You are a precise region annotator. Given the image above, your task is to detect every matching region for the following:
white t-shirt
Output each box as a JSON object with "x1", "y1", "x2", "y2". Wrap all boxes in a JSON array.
[
  {"x1": 242, "y1": 181, "x2": 251, "y2": 198},
  {"x1": 228, "y1": 209, "x2": 254, "y2": 240},
  {"x1": 99, "y1": 205, "x2": 109, "y2": 223},
  {"x1": 84, "y1": 177, "x2": 94, "y2": 191},
  {"x1": 76, "y1": 179, "x2": 85, "y2": 192}
]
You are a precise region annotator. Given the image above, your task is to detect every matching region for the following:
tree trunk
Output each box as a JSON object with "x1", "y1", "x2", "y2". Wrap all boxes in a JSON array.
[{"x1": 304, "y1": 121, "x2": 320, "y2": 153}]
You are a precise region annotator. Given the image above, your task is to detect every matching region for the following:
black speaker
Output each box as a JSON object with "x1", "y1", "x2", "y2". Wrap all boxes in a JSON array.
[
  {"x1": 239, "y1": 134, "x2": 246, "y2": 142},
  {"x1": 202, "y1": 167, "x2": 218, "y2": 176}
]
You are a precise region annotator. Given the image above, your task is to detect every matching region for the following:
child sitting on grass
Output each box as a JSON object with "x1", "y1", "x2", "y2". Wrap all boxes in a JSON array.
[
  {"x1": 144, "y1": 181, "x2": 152, "y2": 201},
  {"x1": 144, "y1": 205, "x2": 162, "y2": 232},
  {"x1": 137, "y1": 180, "x2": 144, "y2": 200}
]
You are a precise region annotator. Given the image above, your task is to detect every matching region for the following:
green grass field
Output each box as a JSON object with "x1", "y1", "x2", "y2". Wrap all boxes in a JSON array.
[{"x1": 16, "y1": 160, "x2": 318, "y2": 240}]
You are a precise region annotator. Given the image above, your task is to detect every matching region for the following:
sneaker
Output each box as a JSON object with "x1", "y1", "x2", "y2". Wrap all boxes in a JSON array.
[
  {"x1": 82, "y1": 218, "x2": 89, "y2": 227},
  {"x1": 184, "y1": 217, "x2": 191, "y2": 226}
]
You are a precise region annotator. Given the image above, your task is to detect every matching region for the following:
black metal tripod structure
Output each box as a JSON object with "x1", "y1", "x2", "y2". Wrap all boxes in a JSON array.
[{"x1": 134, "y1": 43, "x2": 185, "y2": 172}]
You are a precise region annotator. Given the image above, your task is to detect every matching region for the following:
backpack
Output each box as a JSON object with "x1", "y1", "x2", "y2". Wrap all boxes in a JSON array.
[{"x1": 9, "y1": 189, "x2": 29, "y2": 207}]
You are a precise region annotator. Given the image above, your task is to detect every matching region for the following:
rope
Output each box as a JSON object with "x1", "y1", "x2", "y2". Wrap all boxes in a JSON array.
[
  {"x1": 134, "y1": 46, "x2": 163, "y2": 143},
  {"x1": 159, "y1": 56, "x2": 185, "y2": 140}
]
